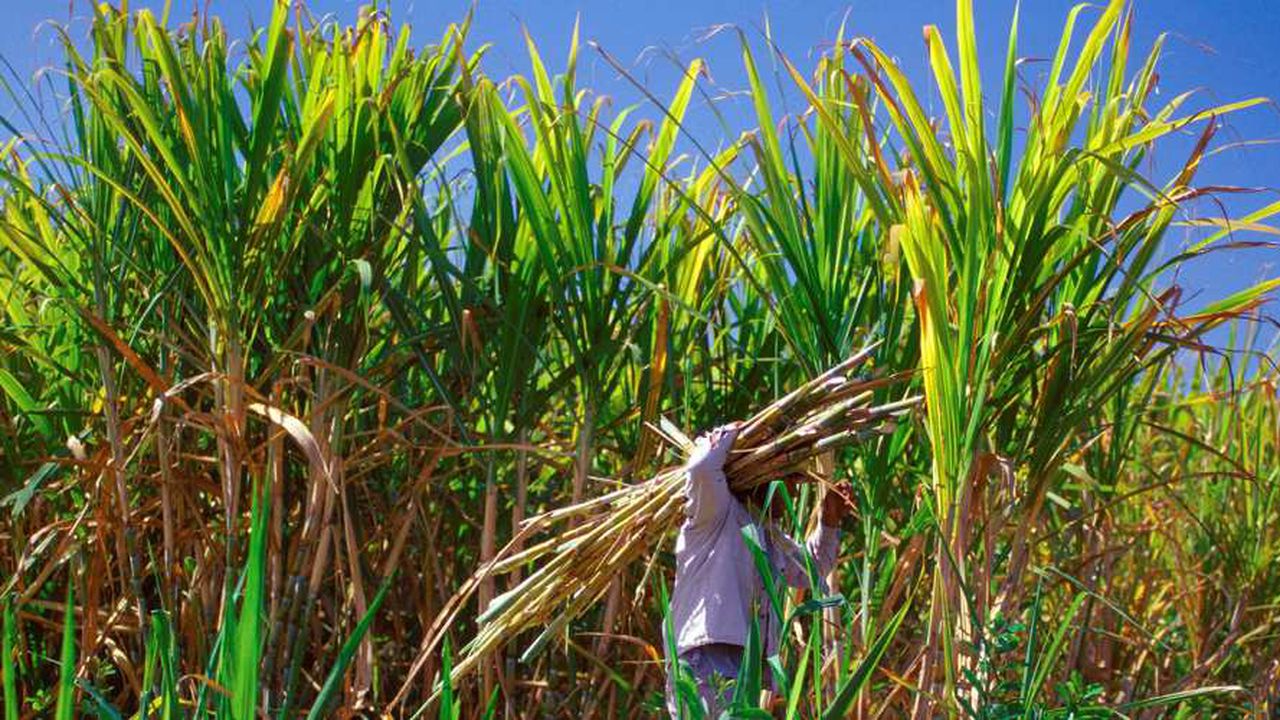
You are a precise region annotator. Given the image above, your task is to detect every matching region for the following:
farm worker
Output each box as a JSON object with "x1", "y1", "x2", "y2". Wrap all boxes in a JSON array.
[{"x1": 665, "y1": 422, "x2": 852, "y2": 717}]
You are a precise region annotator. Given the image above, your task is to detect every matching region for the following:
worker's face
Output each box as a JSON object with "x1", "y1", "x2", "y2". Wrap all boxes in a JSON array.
[{"x1": 760, "y1": 474, "x2": 805, "y2": 520}]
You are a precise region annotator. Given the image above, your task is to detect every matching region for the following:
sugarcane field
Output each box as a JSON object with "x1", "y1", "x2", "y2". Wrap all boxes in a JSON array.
[{"x1": 1, "y1": 0, "x2": 1279, "y2": 717}]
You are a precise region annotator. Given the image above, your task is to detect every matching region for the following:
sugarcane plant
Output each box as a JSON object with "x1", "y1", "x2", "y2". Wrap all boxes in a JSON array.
[
  {"x1": 0, "y1": 2, "x2": 476, "y2": 715},
  {"x1": 827, "y1": 0, "x2": 1280, "y2": 713},
  {"x1": 0, "y1": 0, "x2": 1277, "y2": 717}
]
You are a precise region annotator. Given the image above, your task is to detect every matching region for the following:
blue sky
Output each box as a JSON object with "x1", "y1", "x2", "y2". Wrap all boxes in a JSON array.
[{"x1": 2, "y1": 1, "x2": 1277, "y2": 340}]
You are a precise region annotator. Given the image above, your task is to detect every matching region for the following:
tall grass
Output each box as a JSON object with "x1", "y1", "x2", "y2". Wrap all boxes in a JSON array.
[
  {"x1": 0, "y1": 0, "x2": 1276, "y2": 717},
  {"x1": 837, "y1": 1, "x2": 1276, "y2": 712}
]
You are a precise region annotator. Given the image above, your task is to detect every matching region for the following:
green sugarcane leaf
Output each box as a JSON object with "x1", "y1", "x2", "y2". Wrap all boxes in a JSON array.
[
  {"x1": 307, "y1": 581, "x2": 392, "y2": 720},
  {"x1": 55, "y1": 582, "x2": 76, "y2": 720},
  {"x1": 0, "y1": 367, "x2": 53, "y2": 440},
  {"x1": 437, "y1": 638, "x2": 459, "y2": 720},
  {"x1": 730, "y1": 614, "x2": 763, "y2": 710},
  {"x1": 3, "y1": 598, "x2": 17, "y2": 720},
  {"x1": 76, "y1": 678, "x2": 123, "y2": 720},
  {"x1": 819, "y1": 597, "x2": 909, "y2": 720}
]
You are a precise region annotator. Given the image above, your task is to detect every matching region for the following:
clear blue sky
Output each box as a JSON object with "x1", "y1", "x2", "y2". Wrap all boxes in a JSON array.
[{"x1": 2, "y1": 1, "x2": 1277, "y2": 339}]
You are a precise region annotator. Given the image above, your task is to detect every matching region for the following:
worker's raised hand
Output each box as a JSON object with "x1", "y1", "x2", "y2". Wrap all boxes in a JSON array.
[
  {"x1": 821, "y1": 480, "x2": 856, "y2": 526},
  {"x1": 687, "y1": 422, "x2": 740, "y2": 471}
]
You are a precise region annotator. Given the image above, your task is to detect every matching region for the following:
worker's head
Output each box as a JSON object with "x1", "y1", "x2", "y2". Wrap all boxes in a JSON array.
[{"x1": 739, "y1": 471, "x2": 807, "y2": 520}]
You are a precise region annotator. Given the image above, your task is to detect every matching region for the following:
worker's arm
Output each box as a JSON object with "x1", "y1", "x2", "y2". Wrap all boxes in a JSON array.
[
  {"x1": 775, "y1": 524, "x2": 840, "y2": 590},
  {"x1": 683, "y1": 423, "x2": 740, "y2": 528},
  {"x1": 777, "y1": 482, "x2": 854, "y2": 589}
]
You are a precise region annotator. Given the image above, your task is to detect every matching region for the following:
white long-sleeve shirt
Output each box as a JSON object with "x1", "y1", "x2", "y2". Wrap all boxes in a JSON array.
[{"x1": 669, "y1": 449, "x2": 840, "y2": 658}]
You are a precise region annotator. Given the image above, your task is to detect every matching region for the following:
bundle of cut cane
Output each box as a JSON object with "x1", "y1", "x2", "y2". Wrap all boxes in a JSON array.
[{"x1": 401, "y1": 345, "x2": 919, "y2": 696}]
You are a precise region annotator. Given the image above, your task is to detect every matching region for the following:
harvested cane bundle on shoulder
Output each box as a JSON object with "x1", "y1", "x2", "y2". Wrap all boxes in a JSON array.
[{"x1": 402, "y1": 344, "x2": 919, "y2": 697}]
